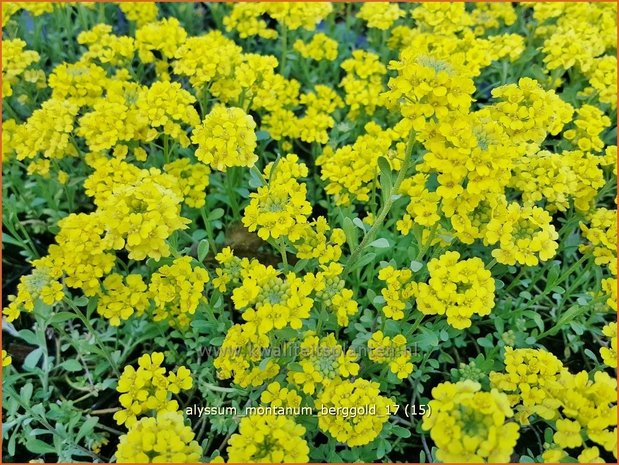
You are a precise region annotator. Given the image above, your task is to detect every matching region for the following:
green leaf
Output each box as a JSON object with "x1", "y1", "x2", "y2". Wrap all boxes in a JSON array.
[
  {"x1": 73, "y1": 296, "x2": 89, "y2": 307},
  {"x1": 392, "y1": 425, "x2": 412, "y2": 438},
  {"x1": 377, "y1": 156, "x2": 393, "y2": 198},
  {"x1": 342, "y1": 217, "x2": 359, "y2": 250},
  {"x1": 26, "y1": 437, "x2": 56, "y2": 455},
  {"x1": 256, "y1": 130, "x2": 270, "y2": 141},
  {"x1": 49, "y1": 312, "x2": 75, "y2": 324},
  {"x1": 409, "y1": 260, "x2": 423, "y2": 272},
  {"x1": 77, "y1": 416, "x2": 99, "y2": 441},
  {"x1": 23, "y1": 347, "x2": 43, "y2": 370},
  {"x1": 2, "y1": 232, "x2": 24, "y2": 247},
  {"x1": 207, "y1": 208, "x2": 225, "y2": 221},
  {"x1": 198, "y1": 239, "x2": 210, "y2": 262},
  {"x1": 60, "y1": 359, "x2": 83, "y2": 372},
  {"x1": 20, "y1": 383, "x2": 34, "y2": 404},
  {"x1": 369, "y1": 238, "x2": 390, "y2": 249},
  {"x1": 351, "y1": 252, "x2": 377, "y2": 271},
  {"x1": 417, "y1": 327, "x2": 439, "y2": 350}
]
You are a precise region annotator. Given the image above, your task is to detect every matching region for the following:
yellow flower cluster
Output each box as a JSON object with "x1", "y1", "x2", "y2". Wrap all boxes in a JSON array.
[
  {"x1": 192, "y1": 104, "x2": 257, "y2": 171},
  {"x1": 486, "y1": 203, "x2": 559, "y2": 266},
  {"x1": 377, "y1": 266, "x2": 417, "y2": 320},
  {"x1": 115, "y1": 411, "x2": 201, "y2": 463},
  {"x1": 510, "y1": 151, "x2": 577, "y2": 213},
  {"x1": 488, "y1": 77, "x2": 573, "y2": 146},
  {"x1": 2, "y1": 350, "x2": 12, "y2": 367},
  {"x1": 317, "y1": 121, "x2": 408, "y2": 205},
  {"x1": 14, "y1": 99, "x2": 79, "y2": 161},
  {"x1": 173, "y1": 32, "x2": 242, "y2": 91},
  {"x1": 227, "y1": 414, "x2": 309, "y2": 463},
  {"x1": 242, "y1": 156, "x2": 312, "y2": 240},
  {"x1": 288, "y1": 332, "x2": 359, "y2": 395},
  {"x1": 149, "y1": 257, "x2": 210, "y2": 328},
  {"x1": 584, "y1": 55, "x2": 617, "y2": 109},
  {"x1": 48, "y1": 62, "x2": 108, "y2": 107},
  {"x1": 135, "y1": 17, "x2": 187, "y2": 77},
  {"x1": 564, "y1": 104, "x2": 612, "y2": 153},
  {"x1": 214, "y1": 323, "x2": 280, "y2": 388},
  {"x1": 580, "y1": 208, "x2": 617, "y2": 276},
  {"x1": 600, "y1": 322, "x2": 617, "y2": 368},
  {"x1": 164, "y1": 158, "x2": 211, "y2": 208},
  {"x1": 490, "y1": 347, "x2": 617, "y2": 459},
  {"x1": 223, "y1": 3, "x2": 277, "y2": 39},
  {"x1": 47, "y1": 212, "x2": 116, "y2": 296},
  {"x1": 3, "y1": 258, "x2": 64, "y2": 322},
  {"x1": 212, "y1": 246, "x2": 249, "y2": 293},
  {"x1": 2, "y1": 39, "x2": 41, "y2": 97},
  {"x1": 387, "y1": 50, "x2": 474, "y2": 130},
  {"x1": 357, "y1": 3, "x2": 404, "y2": 30},
  {"x1": 293, "y1": 216, "x2": 346, "y2": 265},
  {"x1": 260, "y1": 2, "x2": 333, "y2": 31},
  {"x1": 260, "y1": 381, "x2": 302, "y2": 408},
  {"x1": 118, "y1": 2, "x2": 158, "y2": 27},
  {"x1": 422, "y1": 380, "x2": 520, "y2": 462},
  {"x1": 224, "y1": 2, "x2": 332, "y2": 38},
  {"x1": 293, "y1": 33, "x2": 338, "y2": 61},
  {"x1": 136, "y1": 81, "x2": 200, "y2": 147},
  {"x1": 533, "y1": 2, "x2": 615, "y2": 73},
  {"x1": 412, "y1": 3, "x2": 472, "y2": 34},
  {"x1": 97, "y1": 274, "x2": 149, "y2": 327},
  {"x1": 96, "y1": 171, "x2": 189, "y2": 261},
  {"x1": 232, "y1": 262, "x2": 312, "y2": 335},
  {"x1": 470, "y1": 2, "x2": 517, "y2": 35},
  {"x1": 77, "y1": 24, "x2": 136, "y2": 67},
  {"x1": 113, "y1": 352, "x2": 192, "y2": 427},
  {"x1": 317, "y1": 378, "x2": 395, "y2": 447},
  {"x1": 340, "y1": 50, "x2": 387, "y2": 118},
  {"x1": 368, "y1": 331, "x2": 413, "y2": 379},
  {"x1": 305, "y1": 263, "x2": 357, "y2": 326},
  {"x1": 417, "y1": 251, "x2": 495, "y2": 329},
  {"x1": 2, "y1": 2, "x2": 54, "y2": 26}
]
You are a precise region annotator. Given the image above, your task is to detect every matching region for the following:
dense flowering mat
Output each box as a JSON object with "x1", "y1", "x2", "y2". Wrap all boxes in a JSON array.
[{"x1": 1, "y1": 2, "x2": 617, "y2": 463}]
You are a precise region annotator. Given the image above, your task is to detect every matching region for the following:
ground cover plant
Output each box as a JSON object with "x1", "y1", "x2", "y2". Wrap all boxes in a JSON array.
[{"x1": 1, "y1": 1, "x2": 617, "y2": 463}]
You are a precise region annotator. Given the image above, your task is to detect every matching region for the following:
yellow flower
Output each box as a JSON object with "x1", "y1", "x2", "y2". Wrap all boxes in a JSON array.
[
  {"x1": 288, "y1": 333, "x2": 359, "y2": 395},
  {"x1": 600, "y1": 322, "x2": 617, "y2": 367},
  {"x1": 377, "y1": 266, "x2": 417, "y2": 321},
  {"x1": 293, "y1": 33, "x2": 338, "y2": 61},
  {"x1": 422, "y1": 380, "x2": 520, "y2": 463},
  {"x1": 114, "y1": 352, "x2": 192, "y2": 427},
  {"x1": 227, "y1": 414, "x2": 309, "y2": 463},
  {"x1": 192, "y1": 104, "x2": 257, "y2": 171},
  {"x1": 417, "y1": 251, "x2": 495, "y2": 329},
  {"x1": 554, "y1": 419, "x2": 583, "y2": 449},
  {"x1": 2, "y1": 39, "x2": 40, "y2": 97},
  {"x1": 149, "y1": 257, "x2": 210, "y2": 328},
  {"x1": 357, "y1": 2, "x2": 404, "y2": 30},
  {"x1": 118, "y1": 2, "x2": 158, "y2": 27},
  {"x1": 368, "y1": 331, "x2": 413, "y2": 379},
  {"x1": 115, "y1": 411, "x2": 201, "y2": 463},
  {"x1": 316, "y1": 378, "x2": 394, "y2": 447},
  {"x1": 2, "y1": 350, "x2": 12, "y2": 367},
  {"x1": 486, "y1": 203, "x2": 559, "y2": 266},
  {"x1": 242, "y1": 159, "x2": 312, "y2": 241},
  {"x1": 304, "y1": 263, "x2": 358, "y2": 326},
  {"x1": 232, "y1": 262, "x2": 313, "y2": 335},
  {"x1": 97, "y1": 274, "x2": 149, "y2": 326}
]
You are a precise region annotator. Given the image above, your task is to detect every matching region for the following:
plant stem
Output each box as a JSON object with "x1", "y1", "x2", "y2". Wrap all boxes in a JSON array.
[
  {"x1": 344, "y1": 130, "x2": 416, "y2": 272},
  {"x1": 278, "y1": 237, "x2": 289, "y2": 270},
  {"x1": 64, "y1": 299, "x2": 120, "y2": 377}
]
